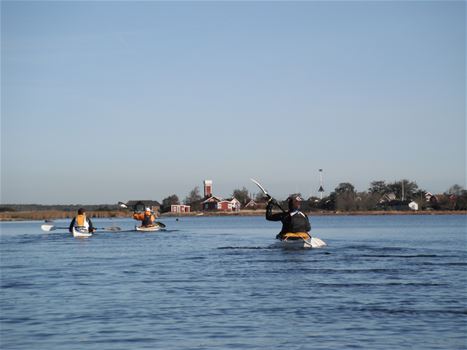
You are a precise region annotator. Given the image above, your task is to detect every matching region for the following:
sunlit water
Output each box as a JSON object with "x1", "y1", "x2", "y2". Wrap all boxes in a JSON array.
[{"x1": 1, "y1": 215, "x2": 466, "y2": 350}]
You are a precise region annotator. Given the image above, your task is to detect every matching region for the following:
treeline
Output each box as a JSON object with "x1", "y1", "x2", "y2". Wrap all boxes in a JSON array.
[
  {"x1": 309, "y1": 181, "x2": 467, "y2": 211},
  {"x1": 2, "y1": 181, "x2": 466, "y2": 215},
  {"x1": 158, "y1": 181, "x2": 467, "y2": 212}
]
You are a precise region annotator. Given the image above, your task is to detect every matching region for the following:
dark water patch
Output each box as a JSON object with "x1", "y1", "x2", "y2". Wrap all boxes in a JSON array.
[
  {"x1": 217, "y1": 246, "x2": 272, "y2": 250},
  {"x1": 267, "y1": 268, "x2": 405, "y2": 274},
  {"x1": 1, "y1": 281, "x2": 36, "y2": 289},
  {"x1": 359, "y1": 254, "x2": 444, "y2": 258},
  {"x1": 0, "y1": 316, "x2": 33, "y2": 324},
  {"x1": 342, "y1": 306, "x2": 467, "y2": 316},
  {"x1": 315, "y1": 282, "x2": 447, "y2": 287},
  {"x1": 417, "y1": 262, "x2": 467, "y2": 266},
  {"x1": 79, "y1": 337, "x2": 159, "y2": 344},
  {"x1": 1, "y1": 264, "x2": 28, "y2": 269},
  {"x1": 184, "y1": 256, "x2": 207, "y2": 260},
  {"x1": 345, "y1": 245, "x2": 410, "y2": 252}
]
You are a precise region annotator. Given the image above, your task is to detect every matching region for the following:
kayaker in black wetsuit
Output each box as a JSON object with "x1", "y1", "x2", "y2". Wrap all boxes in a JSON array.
[
  {"x1": 69, "y1": 208, "x2": 95, "y2": 233},
  {"x1": 266, "y1": 194, "x2": 311, "y2": 239}
]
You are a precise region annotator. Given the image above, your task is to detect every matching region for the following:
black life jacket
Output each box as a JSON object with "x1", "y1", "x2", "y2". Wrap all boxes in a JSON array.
[{"x1": 281, "y1": 211, "x2": 309, "y2": 233}]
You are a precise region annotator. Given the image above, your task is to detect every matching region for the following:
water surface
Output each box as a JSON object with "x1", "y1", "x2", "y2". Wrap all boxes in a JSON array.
[{"x1": 1, "y1": 215, "x2": 466, "y2": 349}]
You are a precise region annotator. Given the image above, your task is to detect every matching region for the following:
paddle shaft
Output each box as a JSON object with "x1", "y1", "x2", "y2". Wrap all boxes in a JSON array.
[
  {"x1": 41, "y1": 224, "x2": 120, "y2": 232},
  {"x1": 250, "y1": 178, "x2": 286, "y2": 213}
]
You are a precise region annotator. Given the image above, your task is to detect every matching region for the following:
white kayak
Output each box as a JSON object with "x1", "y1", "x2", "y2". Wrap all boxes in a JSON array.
[
  {"x1": 72, "y1": 226, "x2": 93, "y2": 238},
  {"x1": 135, "y1": 225, "x2": 161, "y2": 232},
  {"x1": 274, "y1": 232, "x2": 327, "y2": 249}
]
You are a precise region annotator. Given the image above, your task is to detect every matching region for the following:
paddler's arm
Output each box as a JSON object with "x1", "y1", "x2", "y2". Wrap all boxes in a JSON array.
[
  {"x1": 87, "y1": 217, "x2": 95, "y2": 232},
  {"x1": 68, "y1": 218, "x2": 75, "y2": 233},
  {"x1": 266, "y1": 200, "x2": 285, "y2": 221},
  {"x1": 305, "y1": 214, "x2": 311, "y2": 232}
]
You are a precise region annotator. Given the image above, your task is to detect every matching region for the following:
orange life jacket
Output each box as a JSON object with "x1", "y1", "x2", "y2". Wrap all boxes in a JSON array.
[
  {"x1": 75, "y1": 214, "x2": 89, "y2": 228},
  {"x1": 133, "y1": 212, "x2": 145, "y2": 221}
]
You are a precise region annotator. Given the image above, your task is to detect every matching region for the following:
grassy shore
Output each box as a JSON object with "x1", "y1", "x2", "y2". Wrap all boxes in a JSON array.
[{"x1": 0, "y1": 209, "x2": 465, "y2": 221}]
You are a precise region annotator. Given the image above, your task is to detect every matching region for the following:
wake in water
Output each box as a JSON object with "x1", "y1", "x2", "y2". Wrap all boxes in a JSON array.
[{"x1": 217, "y1": 246, "x2": 276, "y2": 250}]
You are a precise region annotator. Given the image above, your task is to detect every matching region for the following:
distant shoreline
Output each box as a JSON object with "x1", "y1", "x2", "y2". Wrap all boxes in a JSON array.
[
  {"x1": 161, "y1": 210, "x2": 467, "y2": 217},
  {"x1": 0, "y1": 209, "x2": 465, "y2": 222}
]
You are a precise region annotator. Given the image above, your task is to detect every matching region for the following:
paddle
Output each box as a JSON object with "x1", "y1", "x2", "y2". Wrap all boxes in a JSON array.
[
  {"x1": 250, "y1": 178, "x2": 286, "y2": 213},
  {"x1": 41, "y1": 224, "x2": 121, "y2": 232},
  {"x1": 118, "y1": 201, "x2": 166, "y2": 228}
]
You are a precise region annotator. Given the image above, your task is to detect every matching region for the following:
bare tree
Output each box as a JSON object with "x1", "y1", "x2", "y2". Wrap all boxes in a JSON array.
[
  {"x1": 232, "y1": 187, "x2": 250, "y2": 205},
  {"x1": 446, "y1": 184, "x2": 464, "y2": 196},
  {"x1": 161, "y1": 195, "x2": 180, "y2": 213},
  {"x1": 184, "y1": 186, "x2": 202, "y2": 211}
]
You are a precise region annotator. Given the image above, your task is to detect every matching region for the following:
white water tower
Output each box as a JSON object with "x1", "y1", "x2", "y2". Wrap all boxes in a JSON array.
[{"x1": 203, "y1": 180, "x2": 213, "y2": 198}]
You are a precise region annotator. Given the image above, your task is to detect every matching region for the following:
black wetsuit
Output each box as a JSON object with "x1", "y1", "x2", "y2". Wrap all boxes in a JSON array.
[{"x1": 266, "y1": 203, "x2": 311, "y2": 239}]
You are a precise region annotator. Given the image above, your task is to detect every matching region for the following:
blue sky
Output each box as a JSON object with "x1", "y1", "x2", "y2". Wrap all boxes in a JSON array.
[{"x1": 1, "y1": 1, "x2": 465, "y2": 204}]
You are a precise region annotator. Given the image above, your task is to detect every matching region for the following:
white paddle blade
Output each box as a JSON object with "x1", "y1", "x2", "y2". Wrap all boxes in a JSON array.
[
  {"x1": 41, "y1": 224, "x2": 56, "y2": 232},
  {"x1": 310, "y1": 237, "x2": 327, "y2": 248},
  {"x1": 118, "y1": 202, "x2": 128, "y2": 209},
  {"x1": 250, "y1": 178, "x2": 269, "y2": 196}
]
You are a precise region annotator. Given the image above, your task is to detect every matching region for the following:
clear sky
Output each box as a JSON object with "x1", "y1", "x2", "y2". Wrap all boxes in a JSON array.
[{"x1": 1, "y1": 1, "x2": 465, "y2": 204}]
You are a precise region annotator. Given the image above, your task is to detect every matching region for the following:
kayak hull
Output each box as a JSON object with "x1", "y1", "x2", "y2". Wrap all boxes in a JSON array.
[
  {"x1": 275, "y1": 235, "x2": 327, "y2": 249},
  {"x1": 135, "y1": 225, "x2": 161, "y2": 232},
  {"x1": 72, "y1": 226, "x2": 93, "y2": 238}
]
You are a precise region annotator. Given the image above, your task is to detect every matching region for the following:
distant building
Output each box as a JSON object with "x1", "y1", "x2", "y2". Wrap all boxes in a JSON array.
[
  {"x1": 218, "y1": 198, "x2": 241, "y2": 212},
  {"x1": 201, "y1": 197, "x2": 240, "y2": 211},
  {"x1": 201, "y1": 196, "x2": 223, "y2": 211},
  {"x1": 244, "y1": 199, "x2": 267, "y2": 210},
  {"x1": 200, "y1": 179, "x2": 241, "y2": 211},
  {"x1": 171, "y1": 204, "x2": 191, "y2": 213},
  {"x1": 244, "y1": 199, "x2": 258, "y2": 209},
  {"x1": 425, "y1": 192, "x2": 438, "y2": 203},
  {"x1": 379, "y1": 193, "x2": 396, "y2": 203}
]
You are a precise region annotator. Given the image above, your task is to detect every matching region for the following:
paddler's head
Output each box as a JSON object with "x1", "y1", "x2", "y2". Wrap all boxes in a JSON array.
[
  {"x1": 145, "y1": 207, "x2": 151, "y2": 214},
  {"x1": 288, "y1": 194, "x2": 303, "y2": 211},
  {"x1": 78, "y1": 208, "x2": 85, "y2": 215}
]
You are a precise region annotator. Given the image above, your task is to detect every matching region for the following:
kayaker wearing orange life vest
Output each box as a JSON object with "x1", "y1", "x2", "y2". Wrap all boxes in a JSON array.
[
  {"x1": 69, "y1": 208, "x2": 95, "y2": 233},
  {"x1": 133, "y1": 207, "x2": 157, "y2": 227},
  {"x1": 266, "y1": 194, "x2": 311, "y2": 239}
]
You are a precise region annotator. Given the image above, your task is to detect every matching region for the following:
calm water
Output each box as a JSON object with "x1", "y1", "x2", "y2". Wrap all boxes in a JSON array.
[{"x1": 1, "y1": 215, "x2": 466, "y2": 350}]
